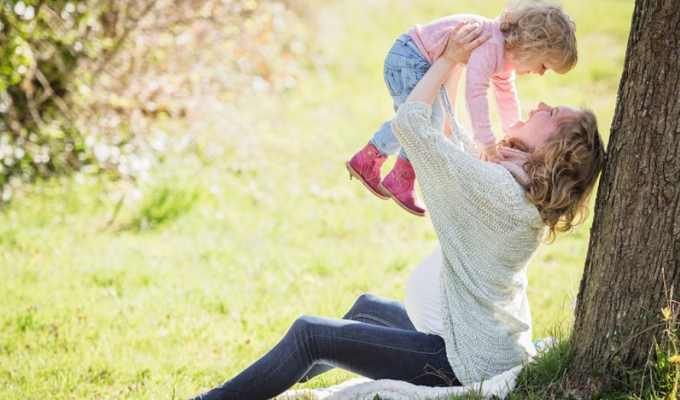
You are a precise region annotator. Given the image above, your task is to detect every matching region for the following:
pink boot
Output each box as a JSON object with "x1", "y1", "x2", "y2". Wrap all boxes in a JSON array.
[
  {"x1": 379, "y1": 157, "x2": 427, "y2": 217},
  {"x1": 346, "y1": 142, "x2": 389, "y2": 200}
]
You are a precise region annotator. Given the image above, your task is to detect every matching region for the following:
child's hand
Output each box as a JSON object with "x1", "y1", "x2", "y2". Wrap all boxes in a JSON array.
[{"x1": 478, "y1": 144, "x2": 505, "y2": 163}]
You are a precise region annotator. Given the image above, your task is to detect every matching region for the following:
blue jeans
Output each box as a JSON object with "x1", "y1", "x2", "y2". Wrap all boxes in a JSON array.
[
  {"x1": 370, "y1": 34, "x2": 448, "y2": 161},
  {"x1": 190, "y1": 294, "x2": 459, "y2": 400}
]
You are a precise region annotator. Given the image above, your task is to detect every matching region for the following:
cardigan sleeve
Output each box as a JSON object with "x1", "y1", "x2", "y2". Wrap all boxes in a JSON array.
[
  {"x1": 393, "y1": 103, "x2": 545, "y2": 387},
  {"x1": 393, "y1": 102, "x2": 515, "y2": 200},
  {"x1": 458, "y1": 125, "x2": 480, "y2": 158},
  {"x1": 392, "y1": 102, "x2": 540, "y2": 234}
]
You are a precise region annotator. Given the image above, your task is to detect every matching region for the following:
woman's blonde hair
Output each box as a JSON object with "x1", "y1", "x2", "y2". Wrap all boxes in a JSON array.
[
  {"x1": 499, "y1": 0, "x2": 578, "y2": 74},
  {"x1": 502, "y1": 109, "x2": 605, "y2": 241}
]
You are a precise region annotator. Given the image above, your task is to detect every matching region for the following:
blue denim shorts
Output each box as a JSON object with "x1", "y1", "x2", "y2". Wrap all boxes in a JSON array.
[
  {"x1": 370, "y1": 34, "x2": 461, "y2": 158},
  {"x1": 383, "y1": 34, "x2": 432, "y2": 99}
]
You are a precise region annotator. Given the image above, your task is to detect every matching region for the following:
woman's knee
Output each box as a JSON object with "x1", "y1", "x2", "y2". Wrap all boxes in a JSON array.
[
  {"x1": 290, "y1": 315, "x2": 318, "y2": 333},
  {"x1": 287, "y1": 315, "x2": 337, "y2": 360},
  {"x1": 344, "y1": 293, "x2": 381, "y2": 320}
]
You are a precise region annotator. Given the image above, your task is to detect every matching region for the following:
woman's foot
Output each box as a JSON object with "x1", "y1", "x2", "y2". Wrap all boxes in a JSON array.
[
  {"x1": 346, "y1": 142, "x2": 389, "y2": 200},
  {"x1": 379, "y1": 157, "x2": 427, "y2": 217}
]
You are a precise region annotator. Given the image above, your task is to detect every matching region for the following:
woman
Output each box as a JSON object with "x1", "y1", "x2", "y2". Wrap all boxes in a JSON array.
[{"x1": 190, "y1": 23, "x2": 604, "y2": 400}]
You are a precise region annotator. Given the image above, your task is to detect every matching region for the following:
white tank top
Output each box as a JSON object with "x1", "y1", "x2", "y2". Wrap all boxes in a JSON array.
[{"x1": 404, "y1": 245, "x2": 444, "y2": 336}]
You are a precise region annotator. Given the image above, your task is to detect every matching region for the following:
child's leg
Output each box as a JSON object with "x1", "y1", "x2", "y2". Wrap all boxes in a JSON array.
[
  {"x1": 346, "y1": 36, "x2": 428, "y2": 199},
  {"x1": 365, "y1": 35, "x2": 432, "y2": 215},
  {"x1": 370, "y1": 35, "x2": 432, "y2": 158},
  {"x1": 371, "y1": 118, "x2": 401, "y2": 157},
  {"x1": 349, "y1": 34, "x2": 431, "y2": 210}
]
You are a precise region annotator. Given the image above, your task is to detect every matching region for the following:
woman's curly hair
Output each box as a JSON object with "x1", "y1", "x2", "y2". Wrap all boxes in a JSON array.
[
  {"x1": 500, "y1": 0, "x2": 578, "y2": 74},
  {"x1": 501, "y1": 109, "x2": 605, "y2": 242}
]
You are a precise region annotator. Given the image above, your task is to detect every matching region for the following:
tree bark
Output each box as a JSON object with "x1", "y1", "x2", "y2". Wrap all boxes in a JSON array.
[{"x1": 566, "y1": 0, "x2": 680, "y2": 397}]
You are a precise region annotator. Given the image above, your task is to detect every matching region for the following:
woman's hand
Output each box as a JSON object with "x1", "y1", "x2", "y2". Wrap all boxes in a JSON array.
[
  {"x1": 404, "y1": 22, "x2": 489, "y2": 106},
  {"x1": 441, "y1": 22, "x2": 490, "y2": 66}
]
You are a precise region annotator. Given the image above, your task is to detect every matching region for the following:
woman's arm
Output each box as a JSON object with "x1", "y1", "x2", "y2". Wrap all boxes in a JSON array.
[
  {"x1": 406, "y1": 23, "x2": 490, "y2": 106},
  {"x1": 443, "y1": 66, "x2": 465, "y2": 117},
  {"x1": 441, "y1": 67, "x2": 464, "y2": 138},
  {"x1": 392, "y1": 25, "x2": 518, "y2": 217},
  {"x1": 405, "y1": 58, "x2": 460, "y2": 106}
]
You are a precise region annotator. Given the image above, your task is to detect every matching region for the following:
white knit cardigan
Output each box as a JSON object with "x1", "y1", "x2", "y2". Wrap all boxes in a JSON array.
[{"x1": 391, "y1": 102, "x2": 547, "y2": 385}]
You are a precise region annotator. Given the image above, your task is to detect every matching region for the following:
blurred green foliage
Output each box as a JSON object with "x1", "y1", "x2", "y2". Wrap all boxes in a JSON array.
[
  {"x1": 125, "y1": 180, "x2": 201, "y2": 232},
  {"x1": 0, "y1": 0, "x2": 316, "y2": 201},
  {"x1": 0, "y1": 1, "x2": 95, "y2": 197}
]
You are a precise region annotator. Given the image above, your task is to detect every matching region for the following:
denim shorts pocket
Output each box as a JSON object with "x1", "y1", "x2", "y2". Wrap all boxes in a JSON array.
[
  {"x1": 406, "y1": 67, "x2": 427, "y2": 93},
  {"x1": 384, "y1": 65, "x2": 404, "y2": 97},
  {"x1": 384, "y1": 65, "x2": 429, "y2": 98}
]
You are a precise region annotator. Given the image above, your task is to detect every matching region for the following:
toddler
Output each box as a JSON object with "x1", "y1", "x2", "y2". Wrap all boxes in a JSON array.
[{"x1": 346, "y1": 0, "x2": 577, "y2": 216}]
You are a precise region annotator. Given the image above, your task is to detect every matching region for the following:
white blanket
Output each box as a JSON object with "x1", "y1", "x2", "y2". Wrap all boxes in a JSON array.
[{"x1": 276, "y1": 365, "x2": 522, "y2": 400}]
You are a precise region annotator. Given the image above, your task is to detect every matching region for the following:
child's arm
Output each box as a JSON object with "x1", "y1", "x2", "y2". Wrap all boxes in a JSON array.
[
  {"x1": 465, "y1": 48, "x2": 506, "y2": 162},
  {"x1": 491, "y1": 71, "x2": 522, "y2": 133},
  {"x1": 478, "y1": 141, "x2": 504, "y2": 163}
]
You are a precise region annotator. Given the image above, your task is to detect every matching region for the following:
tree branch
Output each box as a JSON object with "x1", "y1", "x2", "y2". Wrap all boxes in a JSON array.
[{"x1": 93, "y1": 1, "x2": 158, "y2": 78}]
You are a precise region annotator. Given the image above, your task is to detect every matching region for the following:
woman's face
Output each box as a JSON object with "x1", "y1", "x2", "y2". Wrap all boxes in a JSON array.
[{"x1": 507, "y1": 102, "x2": 582, "y2": 150}]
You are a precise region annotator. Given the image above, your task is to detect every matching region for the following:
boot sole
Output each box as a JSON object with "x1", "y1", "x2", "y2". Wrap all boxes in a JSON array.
[
  {"x1": 378, "y1": 183, "x2": 427, "y2": 217},
  {"x1": 345, "y1": 162, "x2": 389, "y2": 200}
]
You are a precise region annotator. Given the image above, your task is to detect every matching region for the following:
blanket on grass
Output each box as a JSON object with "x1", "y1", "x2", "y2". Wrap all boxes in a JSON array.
[{"x1": 276, "y1": 365, "x2": 522, "y2": 400}]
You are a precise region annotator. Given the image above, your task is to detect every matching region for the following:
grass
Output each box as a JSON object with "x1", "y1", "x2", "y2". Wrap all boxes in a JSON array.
[
  {"x1": 0, "y1": 0, "x2": 644, "y2": 398},
  {"x1": 510, "y1": 324, "x2": 575, "y2": 400}
]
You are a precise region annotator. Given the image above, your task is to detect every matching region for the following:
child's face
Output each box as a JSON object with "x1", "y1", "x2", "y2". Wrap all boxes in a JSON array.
[{"x1": 512, "y1": 58, "x2": 554, "y2": 76}]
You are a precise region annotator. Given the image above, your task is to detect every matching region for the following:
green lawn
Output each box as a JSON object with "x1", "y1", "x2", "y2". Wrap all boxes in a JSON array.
[{"x1": 0, "y1": 0, "x2": 635, "y2": 398}]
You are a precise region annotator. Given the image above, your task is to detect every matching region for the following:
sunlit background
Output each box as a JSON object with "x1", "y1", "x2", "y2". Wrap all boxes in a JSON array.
[{"x1": 0, "y1": 0, "x2": 634, "y2": 398}]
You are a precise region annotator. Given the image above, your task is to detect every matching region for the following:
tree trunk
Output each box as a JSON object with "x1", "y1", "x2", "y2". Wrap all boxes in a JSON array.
[{"x1": 566, "y1": 0, "x2": 680, "y2": 397}]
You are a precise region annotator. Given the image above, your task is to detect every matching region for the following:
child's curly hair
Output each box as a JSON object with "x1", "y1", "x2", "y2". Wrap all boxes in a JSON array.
[
  {"x1": 500, "y1": 109, "x2": 605, "y2": 242},
  {"x1": 500, "y1": 0, "x2": 578, "y2": 74}
]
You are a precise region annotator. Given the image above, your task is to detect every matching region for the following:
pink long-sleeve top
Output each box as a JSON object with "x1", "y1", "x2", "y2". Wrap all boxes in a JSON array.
[{"x1": 408, "y1": 14, "x2": 521, "y2": 149}]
